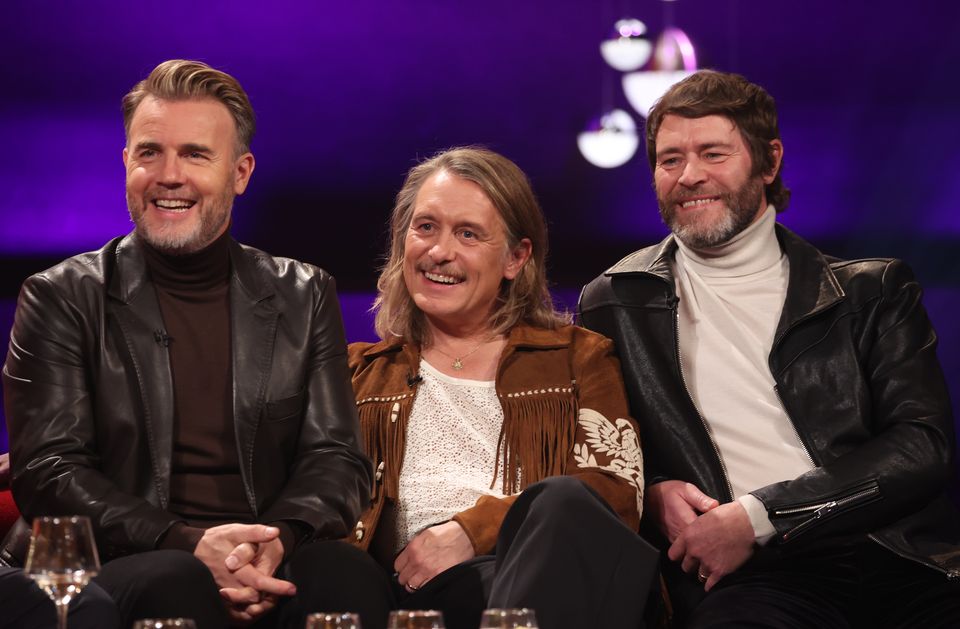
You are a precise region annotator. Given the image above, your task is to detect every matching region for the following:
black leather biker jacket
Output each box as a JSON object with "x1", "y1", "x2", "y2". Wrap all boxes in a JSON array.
[{"x1": 579, "y1": 224, "x2": 960, "y2": 578}]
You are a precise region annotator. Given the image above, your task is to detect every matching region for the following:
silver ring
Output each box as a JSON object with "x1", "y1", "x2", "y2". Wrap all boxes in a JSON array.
[
  {"x1": 407, "y1": 583, "x2": 419, "y2": 591},
  {"x1": 697, "y1": 571, "x2": 708, "y2": 583}
]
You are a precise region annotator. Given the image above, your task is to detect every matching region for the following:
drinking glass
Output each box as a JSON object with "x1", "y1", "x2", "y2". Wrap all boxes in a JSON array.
[
  {"x1": 132, "y1": 620, "x2": 198, "y2": 629},
  {"x1": 479, "y1": 608, "x2": 538, "y2": 628},
  {"x1": 24, "y1": 515, "x2": 101, "y2": 629},
  {"x1": 305, "y1": 612, "x2": 362, "y2": 628},
  {"x1": 387, "y1": 609, "x2": 445, "y2": 628}
]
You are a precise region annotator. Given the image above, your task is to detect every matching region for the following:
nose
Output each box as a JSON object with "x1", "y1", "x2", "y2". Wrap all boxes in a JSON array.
[
  {"x1": 159, "y1": 153, "x2": 184, "y2": 187},
  {"x1": 427, "y1": 231, "x2": 455, "y2": 263},
  {"x1": 677, "y1": 157, "x2": 707, "y2": 187}
]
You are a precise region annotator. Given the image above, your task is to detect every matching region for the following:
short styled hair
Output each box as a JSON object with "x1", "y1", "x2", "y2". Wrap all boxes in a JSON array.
[
  {"x1": 646, "y1": 70, "x2": 790, "y2": 211},
  {"x1": 374, "y1": 147, "x2": 569, "y2": 344},
  {"x1": 122, "y1": 59, "x2": 255, "y2": 155}
]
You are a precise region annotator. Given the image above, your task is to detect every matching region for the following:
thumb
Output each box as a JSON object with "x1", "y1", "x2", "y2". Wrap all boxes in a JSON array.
[{"x1": 684, "y1": 483, "x2": 719, "y2": 512}]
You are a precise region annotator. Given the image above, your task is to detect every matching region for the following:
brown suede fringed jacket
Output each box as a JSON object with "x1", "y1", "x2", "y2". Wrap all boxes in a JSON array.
[{"x1": 346, "y1": 323, "x2": 643, "y2": 560}]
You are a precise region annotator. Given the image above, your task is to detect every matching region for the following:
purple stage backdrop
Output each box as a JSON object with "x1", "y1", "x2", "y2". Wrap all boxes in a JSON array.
[{"x1": 0, "y1": 1, "x2": 958, "y2": 462}]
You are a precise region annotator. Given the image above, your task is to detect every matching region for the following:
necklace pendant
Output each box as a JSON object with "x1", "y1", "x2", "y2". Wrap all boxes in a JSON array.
[{"x1": 452, "y1": 358, "x2": 464, "y2": 370}]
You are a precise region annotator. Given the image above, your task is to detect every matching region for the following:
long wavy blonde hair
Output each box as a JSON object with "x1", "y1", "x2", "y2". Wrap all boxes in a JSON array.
[{"x1": 374, "y1": 147, "x2": 569, "y2": 344}]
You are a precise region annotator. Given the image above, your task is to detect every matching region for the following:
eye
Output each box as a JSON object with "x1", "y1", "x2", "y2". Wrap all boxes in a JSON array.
[
  {"x1": 414, "y1": 221, "x2": 434, "y2": 233},
  {"x1": 459, "y1": 229, "x2": 476, "y2": 240},
  {"x1": 138, "y1": 148, "x2": 157, "y2": 159},
  {"x1": 658, "y1": 157, "x2": 682, "y2": 170},
  {"x1": 703, "y1": 152, "x2": 728, "y2": 162},
  {"x1": 186, "y1": 151, "x2": 207, "y2": 160}
]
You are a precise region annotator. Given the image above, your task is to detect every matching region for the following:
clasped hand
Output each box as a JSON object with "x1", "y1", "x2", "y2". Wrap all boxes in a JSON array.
[
  {"x1": 647, "y1": 481, "x2": 755, "y2": 591},
  {"x1": 193, "y1": 523, "x2": 294, "y2": 624}
]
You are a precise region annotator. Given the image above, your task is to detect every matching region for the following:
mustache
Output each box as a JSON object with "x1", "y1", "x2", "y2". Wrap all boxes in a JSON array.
[{"x1": 416, "y1": 262, "x2": 465, "y2": 279}]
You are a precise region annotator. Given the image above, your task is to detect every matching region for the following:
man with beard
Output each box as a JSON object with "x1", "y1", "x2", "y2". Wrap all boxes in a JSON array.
[
  {"x1": 3, "y1": 60, "x2": 371, "y2": 628},
  {"x1": 579, "y1": 70, "x2": 960, "y2": 628}
]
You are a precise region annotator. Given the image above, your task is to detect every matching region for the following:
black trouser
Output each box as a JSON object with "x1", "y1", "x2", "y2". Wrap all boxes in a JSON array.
[
  {"x1": 681, "y1": 536, "x2": 960, "y2": 629},
  {"x1": 297, "y1": 476, "x2": 660, "y2": 629},
  {"x1": 0, "y1": 565, "x2": 119, "y2": 629},
  {"x1": 93, "y1": 543, "x2": 368, "y2": 629}
]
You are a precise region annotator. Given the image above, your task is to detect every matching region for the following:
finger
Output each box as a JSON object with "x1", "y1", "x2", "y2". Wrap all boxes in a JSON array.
[
  {"x1": 220, "y1": 586, "x2": 261, "y2": 605},
  {"x1": 240, "y1": 524, "x2": 281, "y2": 543},
  {"x1": 681, "y1": 554, "x2": 699, "y2": 574},
  {"x1": 684, "y1": 483, "x2": 719, "y2": 513},
  {"x1": 704, "y1": 571, "x2": 721, "y2": 592},
  {"x1": 225, "y1": 542, "x2": 259, "y2": 571},
  {"x1": 394, "y1": 547, "x2": 410, "y2": 574},
  {"x1": 236, "y1": 565, "x2": 297, "y2": 597},
  {"x1": 667, "y1": 534, "x2": 686, "y2": 562}
]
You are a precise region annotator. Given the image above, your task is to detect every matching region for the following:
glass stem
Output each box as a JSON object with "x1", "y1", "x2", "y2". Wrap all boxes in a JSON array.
[{"x1": 56, "y1": 600, "x2": 69, "y2": 629}]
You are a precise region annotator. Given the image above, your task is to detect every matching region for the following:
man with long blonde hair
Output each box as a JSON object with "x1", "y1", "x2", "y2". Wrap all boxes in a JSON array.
[{"x1": 303, "y1": 147, "x2": 657, "y2": 629}]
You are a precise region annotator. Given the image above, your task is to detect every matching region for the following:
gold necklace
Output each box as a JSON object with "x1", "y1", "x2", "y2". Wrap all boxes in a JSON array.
[{"x1": 428, "y1": 337, "x2": 493, "y2": 370}]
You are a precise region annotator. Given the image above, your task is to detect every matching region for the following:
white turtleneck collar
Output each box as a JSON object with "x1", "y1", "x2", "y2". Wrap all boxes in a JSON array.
[{"x1": 674, "y1": 205, "x2": 782, "y2": 278}]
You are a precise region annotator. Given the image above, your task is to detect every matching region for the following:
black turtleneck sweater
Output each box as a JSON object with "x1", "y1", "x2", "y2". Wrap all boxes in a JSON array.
[{"x1": 141, "y1": 231, "x2": 253, "y2": 550}]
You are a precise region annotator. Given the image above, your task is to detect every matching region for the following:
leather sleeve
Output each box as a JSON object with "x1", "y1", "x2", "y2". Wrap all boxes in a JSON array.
[
  {"x1": 257, "y1": 273, "x2": 373, "y2": 541},
  {"x1": 752, "y1": 260, "x2": 955, "y2": 542},
  {"x1": 4, "y1": 273, "x2": 182, "y2": 555}
]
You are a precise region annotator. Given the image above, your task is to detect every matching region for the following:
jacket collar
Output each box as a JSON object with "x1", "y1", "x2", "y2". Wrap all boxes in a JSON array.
[
  {"x1": 106, "y1": 232, "x2": 273, "y2": 303},
  {"x1": 604, "y1": 224, "x2": 845, "y2": 332}
]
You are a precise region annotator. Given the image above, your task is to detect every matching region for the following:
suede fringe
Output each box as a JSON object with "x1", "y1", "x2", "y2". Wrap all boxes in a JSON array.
[{"x1": 496, "y1": 392, "x2": 578, "y2": 494}]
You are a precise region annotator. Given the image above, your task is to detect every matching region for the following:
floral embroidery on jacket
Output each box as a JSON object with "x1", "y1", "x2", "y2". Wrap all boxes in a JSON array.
[{"x1": 574, "y1": 407, "x2": 644, "y2": 513}]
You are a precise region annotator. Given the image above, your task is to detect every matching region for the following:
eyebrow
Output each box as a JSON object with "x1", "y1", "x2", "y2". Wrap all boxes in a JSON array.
[
  {"x1": 412, "y1": 211, "x2": 489, "y2": 234},
  {"x1": 132, "y1": 141, "x2": 214, "y2": 154},
  {"x1": 657, "y1": 141, "x2": 734, "y2": 160}
]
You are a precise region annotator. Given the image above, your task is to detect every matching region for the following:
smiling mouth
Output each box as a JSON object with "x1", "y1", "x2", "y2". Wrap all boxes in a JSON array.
[
  {"x1": 153, "y1": 199, "x2": 196, "y2": 213},
  {"x1": 680, "y1": 197, "x2": 720, "y2": 209},
  {"x1": 423, "y1": 271, "x2": 464, "y2": 285}
]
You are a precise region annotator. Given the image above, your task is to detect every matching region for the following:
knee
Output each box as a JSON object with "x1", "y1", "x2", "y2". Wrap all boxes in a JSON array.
[
  {"x1": 286, "y1": 541, "x2": 388, "y2": 588},
  {"x1": 526, "y1": 476, "x2": 602, "y2": 513}
]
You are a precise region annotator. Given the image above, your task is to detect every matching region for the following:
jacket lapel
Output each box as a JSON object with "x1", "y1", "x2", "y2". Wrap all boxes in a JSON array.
[
  {"x1": 107, "y1": 234, "x2": 174, "y2": 507},
  {"x1": 228, "y1": 240, "x2": 279, "y2": 514}
]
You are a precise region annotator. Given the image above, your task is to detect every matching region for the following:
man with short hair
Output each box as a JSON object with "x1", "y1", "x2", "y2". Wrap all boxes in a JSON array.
[
  {"x1": 3, "y1": 59, "x2": 371, "y2": 628},
  {"x1": 580, "y1": 70, "x2": 960, "y2": 627}
]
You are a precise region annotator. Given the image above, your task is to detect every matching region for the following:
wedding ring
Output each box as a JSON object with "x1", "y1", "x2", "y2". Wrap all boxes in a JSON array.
[
  {"x1": 407, "y1": 583, "x2": 419, "y2": 591},
  {"x1": 697, "y1": 571, "x2": 708, "y2": 583}
]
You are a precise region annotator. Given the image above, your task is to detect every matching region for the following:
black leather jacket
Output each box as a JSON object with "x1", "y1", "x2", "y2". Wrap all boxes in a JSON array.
[
  {"x1": 579, "y1": 225, "x2": 960, "y2": 578},
  {"x1": 3, "y1": 233, "x2": 371, "y2": 560}
]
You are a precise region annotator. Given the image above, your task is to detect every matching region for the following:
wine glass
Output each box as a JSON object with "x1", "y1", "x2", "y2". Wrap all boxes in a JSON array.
[
  {"x1": 479, "y1": 608, "x2": 538, "y2": 628},
  {"x1": 305, "y1": 612, "x2": 362, "y2": 628},
  {"x1": 387, "y1": 609, "x2": 445, "y2": 628},
  {"x1": 24, "y1": 515, "x2": 101, "y2": 629},
  {"x1": 132, "y1": 620, "x2": 198, "y2": 629}
]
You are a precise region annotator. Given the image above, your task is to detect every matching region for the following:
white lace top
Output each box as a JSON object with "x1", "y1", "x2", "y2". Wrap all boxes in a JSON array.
[{"x1": 393, "y1": 358, "x2": 507, "y2": 551}]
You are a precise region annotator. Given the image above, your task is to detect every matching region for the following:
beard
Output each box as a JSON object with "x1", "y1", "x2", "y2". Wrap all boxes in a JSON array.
[
  {"x1": 127, "y1": 186, "x2": 234, "y2": 255},
  {"x1": 658, "y1": 174, "x2": 765, "y2": 249}
]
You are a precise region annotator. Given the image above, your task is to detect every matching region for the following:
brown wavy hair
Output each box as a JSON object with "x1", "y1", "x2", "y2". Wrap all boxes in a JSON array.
[
  {"x1": 122, "y1": 59, "x2": 255, "y2": 156},
  {"x1": 374, "y1": 147, "x2": 570, "y2": 344},
  {"x1": 645, "y1": 70, "x2": 790, "y2": 211}
]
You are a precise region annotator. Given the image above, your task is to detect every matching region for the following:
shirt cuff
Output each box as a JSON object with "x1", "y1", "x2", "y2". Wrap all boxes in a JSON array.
[
  {"x1": 737, "y1": 494, "x2": 776, "y2": 545},
  {"x1": 157, "y1": 522, "x2": 205, "y2": 552}
]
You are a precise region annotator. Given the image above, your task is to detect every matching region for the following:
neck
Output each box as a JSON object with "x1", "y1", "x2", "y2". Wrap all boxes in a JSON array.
[{"x1": 421, "y1": 318, "x2": 505, "y2": 380}]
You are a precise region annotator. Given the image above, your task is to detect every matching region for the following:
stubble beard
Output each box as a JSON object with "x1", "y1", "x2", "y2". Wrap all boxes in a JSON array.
[
  {"x1": 658, "y1": 175, "x2": 765, "y2": 249},
  {"x1": 127, "y1": 186, "x2": 234, "y2": 255}
]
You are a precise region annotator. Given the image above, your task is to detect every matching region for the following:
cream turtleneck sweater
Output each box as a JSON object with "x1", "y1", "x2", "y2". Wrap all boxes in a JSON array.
[{"x1": 672, "y1": 206, "x2": 815, "y2": 541}]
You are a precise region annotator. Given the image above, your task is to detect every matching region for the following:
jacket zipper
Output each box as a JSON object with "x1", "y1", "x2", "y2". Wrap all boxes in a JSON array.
[
  {"x1": 673, "y1": 305, "x2": 735, "y2": 502},
  {"x1": 775, "y1": 485, "x2": 880, "y2": 541},
  {"x1": 773, "y1": 385, "x2": 817, "y2": 468},
  {"x1": 867, "y1": 533, "x2": 960, "y2": 581}
]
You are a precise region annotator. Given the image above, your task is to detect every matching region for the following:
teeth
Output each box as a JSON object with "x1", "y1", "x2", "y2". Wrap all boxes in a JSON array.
[
  {"x1": 424, "y1": 271, "x2": 462, "y2": 284},
  {"x1": 155, "y1": 199, "x2": 193, "y2": 211},
  {"x1": 681, "y1": 198, "x2": 717, "y2": 209}
]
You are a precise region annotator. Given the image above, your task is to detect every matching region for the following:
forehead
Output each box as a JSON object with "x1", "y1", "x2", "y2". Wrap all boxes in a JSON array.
[
  {"x1": 411, "y1": 171, "x2": 503, "y2": 226},
  {"x1": 128, "y1": 96, "x2": 237, "y2": 146},
  {"x1": 655, "y1": 114, "x2": 744, "y2": 150}
]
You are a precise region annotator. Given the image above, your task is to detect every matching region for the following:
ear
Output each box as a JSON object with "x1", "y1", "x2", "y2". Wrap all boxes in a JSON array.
[
  {"x1": 503, "y1": 238, "x2": 533, "y2": 281},
  {"x1": 122, "y1": 147, "x2": 129, "y2": 168},
  {"x1": 233, "y1": 152, "x2": 256, "y2": 195},
  {"x1": 763, "y1": 139, "x2": 784, "y2": 185}
]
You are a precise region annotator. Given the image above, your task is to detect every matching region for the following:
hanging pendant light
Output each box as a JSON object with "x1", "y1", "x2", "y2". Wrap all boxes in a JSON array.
[{"x1": 577, "y1": 108, "x2": 639, "y2": 169}]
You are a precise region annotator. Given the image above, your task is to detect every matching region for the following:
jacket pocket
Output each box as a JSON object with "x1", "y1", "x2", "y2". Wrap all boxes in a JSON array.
[
  {"x1": 264, "y1": 389, "x2": 306, "y2": 423},
  {"x1": 773, "y1": 480, "x2": 882, "y2": 543}
]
